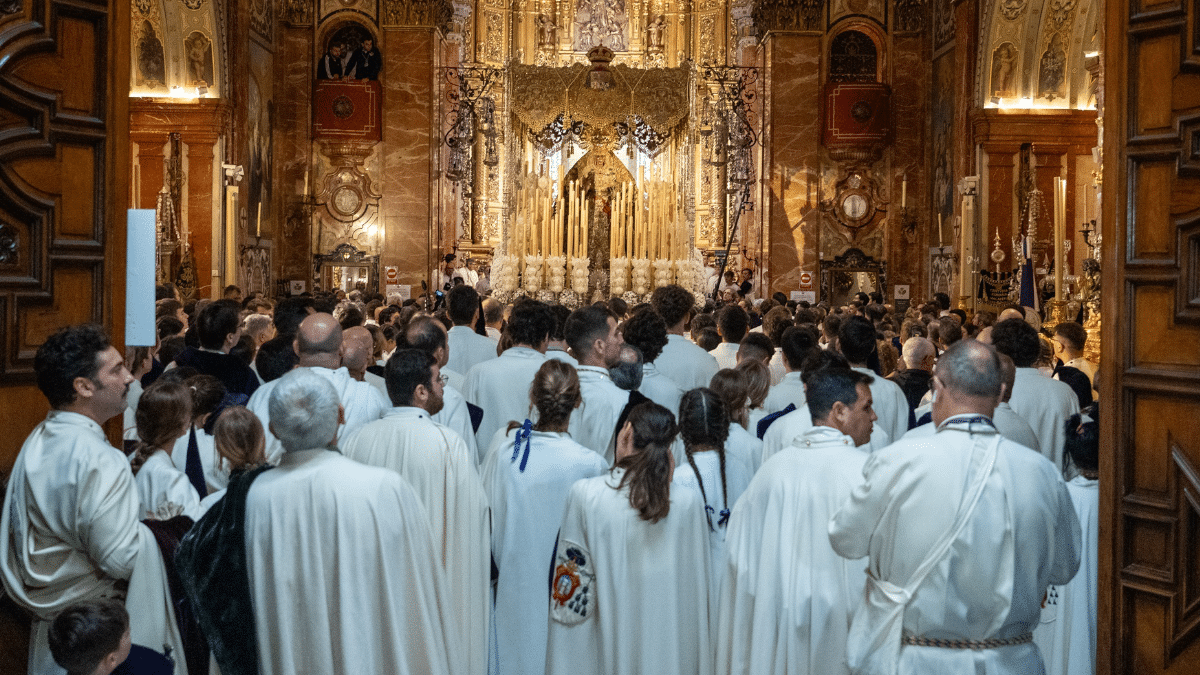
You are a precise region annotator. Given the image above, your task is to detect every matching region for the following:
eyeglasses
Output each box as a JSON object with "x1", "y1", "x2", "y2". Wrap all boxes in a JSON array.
[{"x1": 438, "y1": 374, "x2": 449, "y2": 385}]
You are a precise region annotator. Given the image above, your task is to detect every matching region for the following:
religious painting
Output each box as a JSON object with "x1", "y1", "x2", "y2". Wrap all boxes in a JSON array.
[
  {"x1": 991, "y1": 42, "x2": 1018, "y2": 98},
  {"x1": 247, "y1": 74, "x2": 274, "y2": 238},
  {"x1": 249, "y1": 0, "x2": 274, "y2": 47},
  {"x1": 1038, "y1": 34, "x2": 1066, "y2": 100},
  {"x1": 319, "y1": 22, "x2": 380, "y2": 81},
  {"x1": 574, "y1": 0, "x2": 629, "y2": 51},
  {"x1": 135, "y1": 20, "x2": 165, "y2": 89},
  {"x1": 184, "y1": 31, "x2": 214, "y2": 87},
  {"x1": 931, "y1": 52, "x2": 955, "y2": 230}
]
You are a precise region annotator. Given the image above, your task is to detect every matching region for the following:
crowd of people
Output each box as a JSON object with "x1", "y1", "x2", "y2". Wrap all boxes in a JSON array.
[{"x1": 0, "y1": 279, "x2": 1098, "y2": 675}]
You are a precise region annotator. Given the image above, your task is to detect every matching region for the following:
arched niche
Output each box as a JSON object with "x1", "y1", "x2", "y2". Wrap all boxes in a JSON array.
[
  {"x1": 827, "y1": 20, "x2": 887, "y2": 83},
  {"x1": 130, "y1": 0, "x2": 225, "y2": 98}
]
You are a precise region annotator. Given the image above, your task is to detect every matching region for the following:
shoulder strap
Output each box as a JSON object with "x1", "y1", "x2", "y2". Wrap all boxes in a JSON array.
[{"x1": 901, "y1": 433, "x2": 1003, "y2": 595}]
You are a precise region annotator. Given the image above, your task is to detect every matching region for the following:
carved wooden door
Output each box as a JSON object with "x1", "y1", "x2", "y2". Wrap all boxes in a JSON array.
[
  {"x1": 1103, "y1": 0, "x2": 1200, "y2": 670},
  {"x1": 0, "y1": 0, "x2": 128, "y2": 462}
]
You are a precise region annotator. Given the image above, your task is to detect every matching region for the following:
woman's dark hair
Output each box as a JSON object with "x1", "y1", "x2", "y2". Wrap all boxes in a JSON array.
[
  {"x1": 615, "y1": 402, "x2": 679, "y2": 523},
  {"x1": 1064, "y1": 412, "x2": 1099, "y2": 475},
  {"x1": 186, "y1": 374, "x2": 226, "y2": 424},
  {"x1": 679, "y1": 388, "x2": 731, "y2": 531},
  {"x1": 709, "y1": 367, "x2": 749, "y2": 428},
  {"x1": 131, "y1": 381, "x2": 192, "y2": 474},
  {"x1": 530, "y1": 359, "x2": 580, "y2": 428}
]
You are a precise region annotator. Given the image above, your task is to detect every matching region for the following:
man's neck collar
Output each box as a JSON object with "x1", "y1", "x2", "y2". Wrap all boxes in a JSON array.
[
  {"x1": 299, "y1": 354, "x2": 341, "y2": 369},
  {"x1": 53, "y1": 406, "x2": 109, "y2": 428}
]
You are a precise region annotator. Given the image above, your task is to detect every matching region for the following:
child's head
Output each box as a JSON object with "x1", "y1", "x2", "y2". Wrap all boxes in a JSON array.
[
  {"x1": 213, "y1": 405, "x2": 267, "y2": 474},
  {"x1": 185, "y1": 374, "x2": 226, "y2": 429},
  {"x1": 49, "y1": 599, "x2": 131, "y2": 675},
  {"x1": 131, "y1": 381, "x2": 192, "y2": 474}
]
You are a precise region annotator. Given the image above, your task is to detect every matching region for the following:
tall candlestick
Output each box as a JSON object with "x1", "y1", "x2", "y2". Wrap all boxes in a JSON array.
[
  {"x1": 256, "y1": 201, "x2": 262, "y2": 237},
  {"x1": 1054, "y1": 177, "x2": 1065, "y2": 299},
  {"x1": 901, "y1": 174, "x2": 907, "y2": 209},
  {"x1": 938, "y1": 213, "x2": 944, "y2": 247},
  {"x1": 582, "y1": 189, "x2": 589, "y2": 257}
]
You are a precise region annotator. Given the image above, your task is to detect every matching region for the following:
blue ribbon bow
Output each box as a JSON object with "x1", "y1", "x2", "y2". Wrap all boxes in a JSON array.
[{"x1": 512, "y1": 419, "x2": 534, "y2": 473}]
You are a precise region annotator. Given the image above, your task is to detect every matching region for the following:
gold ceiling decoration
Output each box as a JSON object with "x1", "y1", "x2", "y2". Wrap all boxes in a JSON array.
[{"x1": 510, "y1": 63, "x2": 690, "y2": 136}]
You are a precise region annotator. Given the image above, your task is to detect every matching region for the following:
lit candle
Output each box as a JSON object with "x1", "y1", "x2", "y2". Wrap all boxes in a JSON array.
[
  {"x1": 1054, "y1": 177, "x2": 1065, "y2": 300},
  {"x1": 256, "y1": 201, "x2": 262, "y2": 237},
  {"x1": 901, "y1": 174, "x2": 907, "y2": 209}
]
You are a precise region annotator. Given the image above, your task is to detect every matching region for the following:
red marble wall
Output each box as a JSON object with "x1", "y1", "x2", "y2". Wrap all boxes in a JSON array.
[
  {"x1": 273, "y1": 28, "x2": 315, "y2": 283},
  {"x1": 887, "y1": 35, "x2": 931, "y2": 303}
]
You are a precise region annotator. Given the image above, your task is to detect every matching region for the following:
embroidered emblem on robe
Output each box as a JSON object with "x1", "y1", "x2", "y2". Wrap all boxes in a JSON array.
[{"x1": 550, "y1": 543, "x2": 594, "y2": 625}]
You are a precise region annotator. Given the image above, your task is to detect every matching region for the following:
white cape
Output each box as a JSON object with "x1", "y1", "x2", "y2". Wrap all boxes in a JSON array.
[
  {"x1": 465, "y1": 346, "x2": 547, "y2": 460},
  {"x1": 717, "y1": 427, "x2": 868, "y2": 675},
  {"x1": 545, "y1": 469, "x2": 715, "y2": 675},
  {"x1": 1034, "y1": 476, "x2": 1098, "y2": 675},
  {"x1": 341, "y1": 407, "x2": 491, "y2": 675},
  {"x1": 245, "y1": 448, "x2": 463, "y2": 675},
  {"x1": 482, "y1": 428, "x2": 608, "y2": 675}
]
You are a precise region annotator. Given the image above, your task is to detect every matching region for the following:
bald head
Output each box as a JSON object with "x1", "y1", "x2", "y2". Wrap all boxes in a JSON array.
[
  {"x1": 935, "y1": 340, "x2": 1003, "y2": 399},
  {"x1": 295, "y1": 313, "x2": 343, "y2": 368},
  {"x1": 341, "y1": 326, "x2": 375, "y2": 373},
  {"x1": 997, "y1": 352, "x2": 1016, "y2": 403},
  {"x1": 998, "y1": 308, "x2": 1024, "y2": 323},
  {"x1": 902, "y1": 337, "x2": 936, "y2": 371},
  {"x1": 609, "y1": 344, "x2": 644, "y2": 391}
]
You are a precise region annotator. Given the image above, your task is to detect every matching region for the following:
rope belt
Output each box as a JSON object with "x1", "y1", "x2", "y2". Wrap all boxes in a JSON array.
[{"x1": 902, "y1": 632, "x2": 1034, "y2": 650}]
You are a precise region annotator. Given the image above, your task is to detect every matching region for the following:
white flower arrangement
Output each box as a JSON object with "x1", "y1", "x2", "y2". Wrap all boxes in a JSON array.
[
  {"x1": 631, "y1": 258, "x2": 652, "y2": 296},
  {"x1": 609, "y1": 257, "x2": 630, "y2": 296},
  {"x1": 522, "y1": 255, "x2": 544, "y2": 294},
  {"x1": 569, "y1": 257, "x2": 590, "y2": 295},
  {"x1": 546, "y1": 255, "x2": 567, "y2": 293},
  {"x1": 652, "y1": 258, "x2": 674, "y2": 290}
]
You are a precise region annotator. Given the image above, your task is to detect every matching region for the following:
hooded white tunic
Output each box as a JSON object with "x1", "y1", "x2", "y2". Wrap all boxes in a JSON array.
[
  {"x1": 341, "y1": 407, "x2": 491, "y2": 675},
  {"x1": 1009, "y1": 367, "x2": 1080, "y2": 469},
  {"x1": 566, "y1": 366, "x2": 629, "y2": 464},
  {"x1": 1034, "y1": 475, "x2": 1098, "y2": 675},
  {"x1": 639, "y1": 362, "x2": 684, "y2": 415},
  {"x1": 545, "y1": 469, "x2": 715, "y2": 675},
  {"x1": 656, "y1": 334, "x2": 720, "y2": 391},
  {"x1": 717, "y1": 426, "x2": 869, "y2": 675},
  {"x1": 245, "y1": 448, "x2": 463, "y2": 675},
  {"x1": 482, "y1": 428, "x2": 607, "y2": 675},
  {"x1": 448, "y1": 325, "x2": 501, "y2": 376}
]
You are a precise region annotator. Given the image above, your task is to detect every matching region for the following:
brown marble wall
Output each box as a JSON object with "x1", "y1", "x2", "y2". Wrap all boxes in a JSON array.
[
  {"x1": 763, "y1": 33, "x2": 823, "y2": 298},
  {"x1": 274, "y1": 27, "x2": 315, "y2": 283},
  {"x1": 380, "y1": 27, "x2": 439, "y2": 287},
  {"x1": 887, "y1": 35, "x2": 932, "y2": 302}
]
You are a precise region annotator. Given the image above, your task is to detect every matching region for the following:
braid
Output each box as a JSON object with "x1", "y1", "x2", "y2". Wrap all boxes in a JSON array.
[
  {"x1": 685, "y1": 444, "x2": 713, "y2": 531},
  {"x1": 128, "y1": 440, "x2": 156, "y2": 475},
  {"x1": 716, "y1": 441, "x2": 729, "y2": 525}
]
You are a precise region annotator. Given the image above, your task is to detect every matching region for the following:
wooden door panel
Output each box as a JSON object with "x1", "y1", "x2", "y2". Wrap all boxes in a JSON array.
[{"x1": 1107, "y1": 0, "x2": 1200, "y2": 669}]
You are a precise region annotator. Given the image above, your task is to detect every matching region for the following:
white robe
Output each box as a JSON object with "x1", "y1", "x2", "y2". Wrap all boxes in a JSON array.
[
  {"x1": 1034, "y1": 475, "x2": 1098, "y2": 675},
  {"x1": 853, "y1": 366, "x2": 910, "y2": 447},
  {"x1": 763, "y1": 371, "x2": 806, "y2": 416},
  {"x1": 134, "y1": 450, "x2": 203, "y2": 521},
  {"x1": 1009, "y1": 367, "x2": 1080, "y2": 470},
  {"x1": 902, "y1": 406, "x2": 1041, "y2": 456},
  {"x1": 709, "y1": 342, "x2": 740, "y2": 371},
  {"x1": 673, "y1": 449, "x2": 753, "y2": 596},
  {"x1": 123, "y1": 379, "x2": 143, "y2": 442},
  {"x1": 567, "y1": 366, "x2": 629, "y2": 463},
  {"x1": 640, "y1": 363, "x2": 684, "y2": 415},
  {"x1": 448, "y1": 325, "x2": 500, "y2": 376},
  {"x1": 829, "y1": 419, "x2": 1082, "y2": 675},
  {"x1": 727, "y1": 422, "x2": 764, "y2": 474},
  {"x1": 170, "y1": 426, "x2": 227, "y2": 494},
  {"x1": 482, "y1": 428, "x2": 607, "y2": 675},
  {"x1": 545, "y1": 469, "x2": 715, "y2": 675},
  {"x1": 545, "y1": 347, "x2": 578, "y2": 367},
  {"x1": 341, "y1": 407, "x2": 490, "y2": 675},
  {"x1": 247, "y1": 365, "x2": 388, "y2": 464},
  {"x1": 761, "y1": 405, "x2": 890, "y2": 467},
  {"x1": 717, "y1": 426, "x2": 869, "y2": 675},
  {"x1": 245, "y1": 448, "x2": 463, "y2": 675},
  {"x1": 768, "y1": 348, "x2": 786, "y2": 385},
  {"x1": 465, "y1": 346, "x2": 547, "y2": 461},
  {"x1": 0, "y1": 411, "x2": 185, "y2": 675},
  {"x1": 657, "y1": 334, "x2": 720, "y2": 391}
]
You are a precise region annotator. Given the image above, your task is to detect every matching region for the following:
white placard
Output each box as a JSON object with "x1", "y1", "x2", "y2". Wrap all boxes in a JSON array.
[
  {"x1": 386, "y1": 284, "x2": 412, "y2": 300},
  {"x1": 289, "y1": 280, "x2": 306, "y2": 295},
  {"x1": 794, "y1": 291, "x2": 816, "y2": 303},
  {"x1": 894, "y1": 285, "x2": 910, "y2": 300},
  {"x1": 125, "y1": 209, "x2": 156, "y2": 346}
]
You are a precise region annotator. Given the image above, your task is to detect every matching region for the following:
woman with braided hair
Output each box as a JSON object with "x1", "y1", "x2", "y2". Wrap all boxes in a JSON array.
[
  {"x1": 546, "y1": 402, "x2": 715, "y2": 675},
  {"x1": 130, "y1": 381, "x2": 201, "y2": 520},
  {"x1": 673, "y1": 387, "x2": 754, "y2": 589},
  {"x1": 710, "y1": 368, "x2": 764, "y2": 475},
  {"x1": 482, "y1": 359, "x2": 608, "y2": 675}
]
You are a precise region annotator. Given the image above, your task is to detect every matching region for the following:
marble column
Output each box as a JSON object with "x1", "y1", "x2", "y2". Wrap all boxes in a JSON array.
[
  {"x1": 952, "y1": 0, "x2": 978, "y2": 306},
  {"x1": 380, "y1": 27, "x2": 440, "y2": 288},
  {"x1": 762, "y1": 33, "x2": 822, "y2": 297},
  {"x1": 274, "y1": 27, "x2": 315, "y2": 282},
  {"x1": 888, "y1": 35, "x2": 932, "y2": 303}
]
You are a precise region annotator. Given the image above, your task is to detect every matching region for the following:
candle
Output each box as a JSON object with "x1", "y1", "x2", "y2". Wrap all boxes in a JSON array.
[
  {"x1": 626, "y1": 185, "x2": 634, "y2": 258},
  {"x1": 1054, "y1": 177, "x2": 1065, "y2": 300},
  {"x1": 901, "y1": 174, "x2": 907, "y2": 209},
  {"x1": 256, "y1": 200, "x2": 262, "y2": 237},
  {"x1": 304, "y1": 169, "x2": 309, "y2": 196},
  {"x1": 938, "y1": 213, "x2": 944, "y2": 247},
  {"x1": 582, "y1": 188, "x2": 589, "y2": 257}
]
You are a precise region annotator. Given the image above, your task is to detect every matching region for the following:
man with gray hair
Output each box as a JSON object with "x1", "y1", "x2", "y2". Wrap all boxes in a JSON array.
[
  {"x1": 830, "y1": 340, "x2": 1081, "y2": 675},
  {"x1": 889, "y1": 336, "x2": 936, "y2": 416},
  {"x1": 246, "y1": 312, "x2": 387, "y2": 463},
  {"x1": 233, "y1": 368, "x2": 463, "y2": 674}
]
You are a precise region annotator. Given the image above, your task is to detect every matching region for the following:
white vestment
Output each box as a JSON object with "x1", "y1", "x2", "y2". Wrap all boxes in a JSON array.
[
  {"x1": 545, "y1": 469, "x2": 714, "y2": 675},
  {"x1": 567, "y1": 366, "x2": 629, "y2": 463},
  {"x1": 657, "y1": 334, "x2": 720, "y2": 390},
  {"x1": 247, "y1": 365, "x2": 388, "y2": 464},
  {"x1": 709, "y1": 342, "x2": 740, "y2": 370},
  {"x1": 727, "y1": 421, "x2": 764, "y2": 474},
  {"x1": 640, "y1": 363, "x2": 684, "y2": 415},
  {"x1": 717, "y1": 426, "x2": 869, "y2": 675},
  {"x1": 442, "y1": 365, "x2": 466, "y2": 393},
  {"x1": 465, "y1": 346, "x2": 547, "y2": 461},
  {"x1": 134, "y1": 450, "x2": 202, "y2": 521},
  {"x1": 1034, "y1": 475, "x2": 1098, "y2": 675},
  {"x1": 763, "y1": 371, "x2": 806, "y2": 416},
  {"x1": 482, "y1": 428, "x2": 607, "y2": 675},
  {"x1": 170, "y1": 426, "x2": 227, "y2": 494},
  {"x1": 761, "y1": 405, "x2": 890, "y2": 467},
  {"x1": 341, "y1": 407, "x2": 490, "y2": 675},
  {"x1": 123, "y1": 379, "x2": 143, "y2": 442},
  {"x1": 902, "y1": 405, "x2": 1041, "y2": 455},
  {"x1": 545, "y1": 347, "x2": 578, "y2": 367},
  {"x1": 829, "y1": 418, "x2": 1082, "y2": 675},
  {"x1": 853, "y1": 366, "x2": 910, "y2": 447},
  {"x1": 0, "y1": 411, "x2": 185, "y2": 675},
  {"x1": 448, "y1": 325, "x2": 500, "y2": 376},
  {"x1": 768, "y1": 349, "x2": 786, "y2": 385},
  {"x1": 1009, "y1": 367, "x2": 1080, "y2": 469},
  {"x1": 673, "y1": 449, "x2": 753, "y2": 597},
  {"x1": 246, "y1": 448, "x2": 462, "y2": 675}
]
